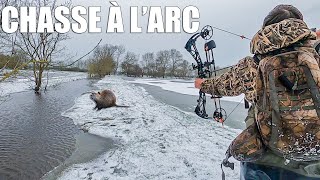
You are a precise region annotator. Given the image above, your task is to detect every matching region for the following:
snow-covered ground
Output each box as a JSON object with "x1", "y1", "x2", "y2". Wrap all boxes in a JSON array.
[
  {"x1": 132, "y1": 78, "x2": 245, "y2": 103},
  {"x1": 0, "y1": 70, "x2": 87, "y2": 97},
  {"x1": 58, "y1": 76, "x2": 242, "y2": 180}
]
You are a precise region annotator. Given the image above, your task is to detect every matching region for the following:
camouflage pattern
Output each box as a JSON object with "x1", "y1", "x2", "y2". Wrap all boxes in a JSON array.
[
  {"x1": 201, "y1": 18, "x2": 320, "y2": 165},
  {"x1": 229, "y1": 107, "x2": 266, "y2": 162},
  {"x1": 251, "y1": 19, "x2": 320, "y2": 161},
  {"x1": 256, "y1": 50, "x2": 320, "y2": 161},
  {"x1": 250, "y1": 18, "x2": 316, "y2": 55},
  {"x1": 200, "y1": 56, "x2": 258, "y2": 103}
]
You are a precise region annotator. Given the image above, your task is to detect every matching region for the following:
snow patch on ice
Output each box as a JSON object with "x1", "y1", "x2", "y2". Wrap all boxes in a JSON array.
[
  {"x1": 59, "y1": 76, "x2": 241, "y2": 180},
  {"x1": 131, "y1": 78, "x2": 245, "y2": 103}
]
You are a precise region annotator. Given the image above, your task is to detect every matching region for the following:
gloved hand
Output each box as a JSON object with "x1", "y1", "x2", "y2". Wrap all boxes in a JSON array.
[{"x1": 194, "y1": 78, "x2": 205, "y2": 89}]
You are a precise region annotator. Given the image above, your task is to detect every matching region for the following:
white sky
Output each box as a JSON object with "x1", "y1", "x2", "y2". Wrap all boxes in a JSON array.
[{"x1": 60, "y1": 0, "x2": 320, "y2": 67}]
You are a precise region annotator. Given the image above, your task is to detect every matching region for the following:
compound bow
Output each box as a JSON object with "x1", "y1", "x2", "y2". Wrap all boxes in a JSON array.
[{"x1": 185, "y1": 25, "x2": 227, "y2": 123}]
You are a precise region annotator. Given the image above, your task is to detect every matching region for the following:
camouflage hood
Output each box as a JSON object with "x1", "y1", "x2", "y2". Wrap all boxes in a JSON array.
[{"x1": 250, "y1": 18, "x2": 317, "y2": 55}]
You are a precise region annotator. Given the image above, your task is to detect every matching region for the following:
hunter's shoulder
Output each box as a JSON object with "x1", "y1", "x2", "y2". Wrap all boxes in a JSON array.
[
  {"x1": 236, "y1": 56, "x2": 258, "y2": 69},
  {"x1": 239, "y1": 56, "x2": 255, "y2": 63}
]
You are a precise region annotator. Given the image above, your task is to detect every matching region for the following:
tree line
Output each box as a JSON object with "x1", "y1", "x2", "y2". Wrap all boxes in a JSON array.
[{"x1": 87, "y1": 44, "x2": 193, "y2": 78}]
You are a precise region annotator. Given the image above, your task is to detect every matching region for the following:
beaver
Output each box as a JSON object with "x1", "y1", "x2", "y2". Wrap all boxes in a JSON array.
[{"x1": 90, "y1": 89, "x2": 129, "y2": 110}]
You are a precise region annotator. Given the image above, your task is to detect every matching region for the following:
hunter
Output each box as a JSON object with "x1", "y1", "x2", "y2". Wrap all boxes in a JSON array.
[{"x1": 195, "y1": 5, "x2": 320, "y2": 180}]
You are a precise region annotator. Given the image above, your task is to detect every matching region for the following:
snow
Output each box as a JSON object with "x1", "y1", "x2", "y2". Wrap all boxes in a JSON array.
[
  {"x1": 0, "y1": 70, "x2": 87, "y2": 97},
  {"x1": 132, "y1": 78, "x2": 245, "y2": 103},
  {"x1": 58, "y1": 76, "x2": 241, "y2": 180}
]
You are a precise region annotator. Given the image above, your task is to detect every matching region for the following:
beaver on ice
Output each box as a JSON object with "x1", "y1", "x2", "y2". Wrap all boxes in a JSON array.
[{"x1": 90, "y1": 89, "x2": 129, "y2": 110}]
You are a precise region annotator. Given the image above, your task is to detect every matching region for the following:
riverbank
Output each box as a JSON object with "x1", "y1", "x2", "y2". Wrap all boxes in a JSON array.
[
  {"x1": 131, "y1": 81, "x2": 246, "y2": 130},
  {"x1": 42, "y1": 132, "x2": 116, "y2": 180},
  {"x1": 57, "y1": 76, "x2": 241, "y2": 180},
  {"x1": 0, "y1": 72, "x2": 117, "y2": 180}
]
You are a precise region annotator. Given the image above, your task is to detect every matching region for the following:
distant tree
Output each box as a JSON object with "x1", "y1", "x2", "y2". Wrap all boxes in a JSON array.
[
  {"x1": 121, "y1": 52, "x2": 135, "y2": 75},
  {"x1": 156, "y1": 50, "x2": 170, "y2": 78},
  {"x1": 121, "y1": 52, "x2": 142, "y2": 77},
  {"x1": 113, "y1": 45, "x2": 126, "y2": 75},
  {"x1": 176, "y1": 60, "x2": 191, "y2": 77},
  {"x1": 148, "y1": 60, "x2": 158, "y2": 77},
  {"x1": 87, "y1": 61, "x2": 98, "y2": 78},
  {"x1": 0, "y1": 53, "x2": 25, "y2": 71},
  {"x1": 169, "y1": 49, "x2": 183, "y2": 77},
  {"x1": 87, "y1": 44, "x2": 117, "y2": 77},
  {"x1": 141, "y1": 52, "x2": 155, "y2": 77},
  {"x1": 132, "y1": 64, "x2": 143, "y2": 77}
]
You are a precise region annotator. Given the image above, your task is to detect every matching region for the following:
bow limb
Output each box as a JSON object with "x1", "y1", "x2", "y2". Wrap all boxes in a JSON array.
[
  {"x1": 185, "y1": 31, "x2": 209, "y2": 118},
  {"x1": 195, "y1": 91, "x2": 208, "y2": 118}
]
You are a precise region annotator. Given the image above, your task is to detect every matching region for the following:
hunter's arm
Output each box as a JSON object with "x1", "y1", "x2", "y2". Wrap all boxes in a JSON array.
[{"x1": 200, "y1": 56, "x2": 258, "y2": 97}]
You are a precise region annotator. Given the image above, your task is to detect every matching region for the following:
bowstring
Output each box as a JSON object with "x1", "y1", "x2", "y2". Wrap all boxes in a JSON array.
[
  {"x1": 207, "y1": 46, "x2": 220, "y2": 114},
  {"x1": 225, "y1": 98, "x2": 245, "y2": 121},
  {"x1": 205, "y1": 26, "x2": 250, "y2": 121},
  {"x1": 213, "y1": 27, "x2": 251, "y2": 120},
  {"x1": 204, "y1": 35, "x2": 225, "y2": 121},
  {"x1": 210, "y1": 47, "x2": 222, "y2": 113}
]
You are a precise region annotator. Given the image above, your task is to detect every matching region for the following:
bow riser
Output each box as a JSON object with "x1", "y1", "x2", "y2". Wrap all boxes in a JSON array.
[{"x1": 185, "y1": 25, "x2": 227, "y2": 122}]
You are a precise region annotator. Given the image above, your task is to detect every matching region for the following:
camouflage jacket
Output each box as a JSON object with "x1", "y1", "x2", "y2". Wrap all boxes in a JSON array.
[
  {"x1": 201, "y1": 18, "x2": 320, "y2": 177},
  {"x1": 200, "y1": 56, "x2": 258, "y2": 104},
  {"x1": 201, "y1": 18, "x2": 319, "y2": 107}
]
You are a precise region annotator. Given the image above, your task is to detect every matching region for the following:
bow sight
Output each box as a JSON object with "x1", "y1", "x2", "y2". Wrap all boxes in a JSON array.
[{"x1": 185, "y1": 25, "x2": 227, "y2": 122}]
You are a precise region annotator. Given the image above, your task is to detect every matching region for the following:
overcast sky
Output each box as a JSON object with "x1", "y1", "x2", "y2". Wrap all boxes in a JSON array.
[{"x1": 60, "y1": 0, "x2": 320, "y2": 67}]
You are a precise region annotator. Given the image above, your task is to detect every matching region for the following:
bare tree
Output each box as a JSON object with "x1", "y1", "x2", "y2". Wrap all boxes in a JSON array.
[
  {"x1": 169, "y1": 49, "x2": 183, "y2": 77},
  {"x1": 141, "y1": 50, "x2": 190, "y2": 78},
  {"x1": 96, "y1": 44, "x2": 118, "y2": 58},
  {"x1": 113, "y1": 45, "x2": 125, "y2": 75},
  {"x1": 141, "y1": 52, "x2": 155, "y2": 77},
  {"x1": 176, "y1": 60, "x2": 191, "y2": 78},
  {"x1": 156, "y1": 50, "x2": 170, "y2": 78},
  {"x1": 121, "y1": 52, "x2": 142, "y2": 77},
  {"x1": 0, "y1": 0, "x2": 71, "y2": 93}
]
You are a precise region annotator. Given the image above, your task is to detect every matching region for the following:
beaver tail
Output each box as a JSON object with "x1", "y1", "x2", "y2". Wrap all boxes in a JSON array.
[{"x1": 115, "y1": 105, "x2": 130, "y2": 108}]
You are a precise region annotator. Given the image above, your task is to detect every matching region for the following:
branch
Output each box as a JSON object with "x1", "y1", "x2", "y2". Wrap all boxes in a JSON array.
[
  {"x1": 0, "y1": 59, "x2": 11, "y2": 72},
  {"x1": 0, "y1": 60, "x2": 33, "y2": 82},
  {"x1": 63, "y1": 39, "x2": 102, "y2": 67}
]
